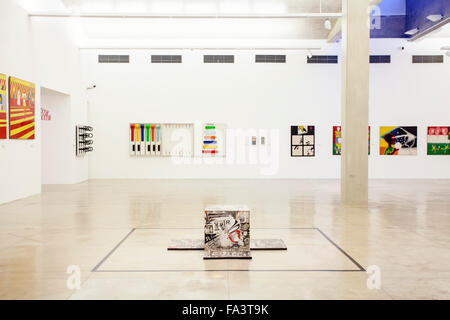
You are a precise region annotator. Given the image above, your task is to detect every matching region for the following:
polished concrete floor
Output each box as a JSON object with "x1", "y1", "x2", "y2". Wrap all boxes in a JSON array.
[{"x1": 0, "y1": 179, "x2": 449, "y2": 300}]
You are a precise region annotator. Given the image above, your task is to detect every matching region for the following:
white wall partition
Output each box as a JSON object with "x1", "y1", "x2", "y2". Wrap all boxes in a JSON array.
[
  {"x1": 0, "y1": 0, "x2": 88, "y2": 204},
  {"x1": 41, "y1": 88, "x2": 73, "y2": 184}
]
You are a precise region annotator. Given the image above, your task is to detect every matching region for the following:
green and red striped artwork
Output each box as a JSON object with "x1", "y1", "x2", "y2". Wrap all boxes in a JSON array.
[{"x1": 427, "y1": 126, "x2": 450, "y2": 155}]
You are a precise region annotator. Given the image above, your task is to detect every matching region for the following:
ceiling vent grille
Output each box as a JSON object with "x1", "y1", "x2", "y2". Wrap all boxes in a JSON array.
[
  {"x1": 370, "y1": 55, "x2": 391, "y2": 63},
  {"x1": 412, "y1": 55, "x2": 444, "y2": 63},
  {"x1": 98, "y1": 55, "x2": 129, "y2": 63},
  {"x1": 255, "y1": 55, "x2": 286, "y2": 63},
  {"x1": 204, "y1": 55, "x2": 235, "y2": 63},
  {"x1": 151, "y1": 55, "x2": 182, "y2": 63},
  {"x1": 307, "y1": 55, "x2": 338, "y2": 64}
]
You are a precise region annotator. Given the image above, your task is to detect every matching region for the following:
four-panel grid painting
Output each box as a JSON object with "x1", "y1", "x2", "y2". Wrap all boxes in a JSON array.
[{"x1": 291, "y1": 125, "x2": 315, "y2": 157}]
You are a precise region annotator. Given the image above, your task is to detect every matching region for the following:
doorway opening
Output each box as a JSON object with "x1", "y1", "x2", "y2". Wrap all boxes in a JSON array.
[{"x1": 40, "y1": 87, "x2": 72, "y2": 184}]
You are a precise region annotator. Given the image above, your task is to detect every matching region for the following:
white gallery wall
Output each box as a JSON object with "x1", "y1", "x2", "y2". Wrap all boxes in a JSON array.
[
  {"x1": 0, "y1": 0, "x2": 88, "y2": 204},
  {"x1": 41, "y1": 88, "x2": 72, "y2": 185},
  {"x1": 0, "y1": 0, "x2": 449, "y2": 206},
  {"x1": 82, "y1": 38, "x2": 450, "y2": 179}
]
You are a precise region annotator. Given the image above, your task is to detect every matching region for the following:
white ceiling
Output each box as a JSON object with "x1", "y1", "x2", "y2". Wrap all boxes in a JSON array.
[
  {"x1": 429, "y1": 22, "x2": 450, "y2": 39},
  {"x1": 19, "y1": 0, "x2": 344, "y2": 48},
  {"x1": 18, "y1": 0, "x2": 342, "y2": 15},
  {"x1": 17, "y1": 0, "x2": 449, "y2": 48}
]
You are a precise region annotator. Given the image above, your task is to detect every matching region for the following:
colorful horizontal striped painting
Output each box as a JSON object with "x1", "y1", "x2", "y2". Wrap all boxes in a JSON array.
[
  {"x1": 9, "y1": 76, "x2": 35, "y2": 140},
  {"x1": 0, "y1": 74, "x2": 6, "y2": 139},
  {"x1": 203, "y1": 123, "x2": 218, "y2": 155}
]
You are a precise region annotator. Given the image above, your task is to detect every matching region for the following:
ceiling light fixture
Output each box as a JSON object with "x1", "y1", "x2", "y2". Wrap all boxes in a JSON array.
[
  {"x1": 404, "y1": 28, "x2": 419, "y2": 36},
  {"x1": 426, "y1": 14, "x2": 443, "y2": 22},
  {"x1": 324, "y1": 19, "x2": 332, "y2": 30}
]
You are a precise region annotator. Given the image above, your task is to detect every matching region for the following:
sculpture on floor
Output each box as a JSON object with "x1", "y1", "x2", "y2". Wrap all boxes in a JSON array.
[
  {"x1": 168, "y1": 205, "x2": 286, "y2": 260},
  {"x1": 204, "y1": 205, "x2": 251, "y2": 259}
]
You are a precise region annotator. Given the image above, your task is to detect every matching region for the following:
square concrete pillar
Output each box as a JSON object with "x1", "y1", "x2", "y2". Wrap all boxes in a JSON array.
[{"x1": 341, "y1": 0, "x2": 370, "y2": 205}]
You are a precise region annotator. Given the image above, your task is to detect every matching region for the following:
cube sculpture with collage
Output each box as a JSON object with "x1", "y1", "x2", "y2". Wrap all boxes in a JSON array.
[{"x1": 204, "y1": 205, "x2": 251, "y2": 259}]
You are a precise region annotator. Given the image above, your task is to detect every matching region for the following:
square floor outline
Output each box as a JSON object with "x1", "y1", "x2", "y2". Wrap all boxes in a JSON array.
[{"x1": 91, "y1": 227, "x2": 366, "y2": 273}]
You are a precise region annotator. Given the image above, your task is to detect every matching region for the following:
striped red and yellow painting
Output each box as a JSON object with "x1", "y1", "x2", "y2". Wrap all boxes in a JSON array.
[
  {"x1": 9, "y1": 76, "x2": 35, "y2": 140},
  {"x1": 0, "y1": 74, "x2": 7, "y2": 139}
]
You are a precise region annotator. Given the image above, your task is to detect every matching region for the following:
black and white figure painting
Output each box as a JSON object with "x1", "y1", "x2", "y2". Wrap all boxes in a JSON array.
[
  {"x1": 291, "y1": 125, "x2": 315, "y2": 157},
  {"x1": 204, "y1": 205, "x2": 250, "y2": 258}
]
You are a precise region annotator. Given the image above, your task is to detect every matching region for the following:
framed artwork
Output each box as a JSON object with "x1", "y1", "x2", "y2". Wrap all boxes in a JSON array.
[
  {"x1": 9, "y1": 76, "x2": 35, "y2": 140},
  {"x1": 202, "y1": 123, "x2": 226, "y2": 157},
  {"x1": 427, "y1": 126, "x2": 450, "y2": 155},
  {"x1": 291, "y1": 125, "x2": 315, "y2": 157},
  {"x1": 333, "y1": 126, "x2": 371, "y2": 155},
  {"x1": 163, "y1": 123, "x2": 193, "y2": 157},
  {"x1": 0, "y1": 74, "x2": 6, "y2": 139},
  {"x1": 380, "y1": 126, "x2": 417, "y2": 156},
  {"x1": 203, "y1": 123, "x2": 218, "y2": 155}
]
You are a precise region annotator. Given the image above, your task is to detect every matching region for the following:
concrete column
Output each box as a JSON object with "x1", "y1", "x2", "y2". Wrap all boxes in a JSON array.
[{"x1": 341, "y1": 0, "x2": 370, "y2": 205}]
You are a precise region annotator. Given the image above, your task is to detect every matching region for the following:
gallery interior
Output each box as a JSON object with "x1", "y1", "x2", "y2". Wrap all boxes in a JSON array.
[{"x1": 0, "y1": 0, "x2": 449, "y2": 300}]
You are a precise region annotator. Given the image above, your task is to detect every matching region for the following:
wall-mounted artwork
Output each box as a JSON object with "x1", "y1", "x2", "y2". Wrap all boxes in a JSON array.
[
  {"x1": 130, "y1": 123, "x2": 192, "y2": 157},
  {"x1": 130, "y1": 123, "x2": 163, "y2": 156},
  {"x1": 9, "y1": 77, "x2": 35, "y2": 140},
  {"x1": 162, "y1": 123, "x2": 193, "y2": 157},
  {"x1": 76, "y1": 125, "x2": 94, "y2": 157},
  {"x1": 203, "y1": 123, "x2": 218, "y2": 155},
  {"x1": 0, "y1": 74, "x2": 6, "y2": 139},
  {"x1": 427, "y1": 126, "x2": 450, "y2": 155},
  {"x1": 148, "y1": 124, "x2": 161, "y2": 156},
  {"x1": 333, "y1": 126, "x2": 371, "y2": 155},
  {"x1": 202, "y1": 123, "x2": 226, "y2": 157},
  {"x1": 291, "y1": 125, "x2": 315, "y2": 157},
  {"x1": 380, "y1": 126, "x2": 417, "y2": 156}
]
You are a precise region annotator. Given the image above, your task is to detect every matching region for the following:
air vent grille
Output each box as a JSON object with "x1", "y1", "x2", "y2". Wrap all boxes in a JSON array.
[
  {"x1": 204, "y1": 55, "x2": 234, "y2": 63},
  {"x1": 255, "y1": 55, "x2": 286, "y2": 63},
  {"x1": 412, "y1": 55, "x2": 443, "y2": 63},
  {"x1": 98, "y1": 55, "x2": 129, "y2": 63},
  {"x1": 370, "y1": 55, "x2": 391, "y2": 63},
  {"x1": 151, "y1": 55, "x2": 182, "y2": 63},
  {"x1": 307, "y1": 55, "x2": 338, "y2": 64}
]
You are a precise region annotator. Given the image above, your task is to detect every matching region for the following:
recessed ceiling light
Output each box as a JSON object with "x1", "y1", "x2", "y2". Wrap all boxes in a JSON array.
[
  {"x1": 426, "y1": 14, "x2": 443, "y2": 22},
  {"x1": 324, "y1": 19, "x2": 332, "y2": 30},
  {"x1": 404, "y1": 28, "x2": 419, "y2": 35}
]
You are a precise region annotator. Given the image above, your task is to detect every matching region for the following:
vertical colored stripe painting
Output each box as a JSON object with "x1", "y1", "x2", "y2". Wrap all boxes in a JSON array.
[
  {"x1": 380, "y1": 126, "x2": 417, "y2": 156},
  {"x1": 0, "y1": 74, "x2": 6, "y2": 139},
  {"x1": 9, "y1": 76, "x2": 35, "y2": 140},
  {"x1": 427, "y1": 126, "x2": 450, "y2": 155},
  {"x1": 332, "y1": 126, "x2": 342, "y2": 155},
  {"x1": 333, "y1": 126, "x2": 371, "y2": 155},
  {"x1": 203, "y1": 123, "x2": 218, "y2": 155}
]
